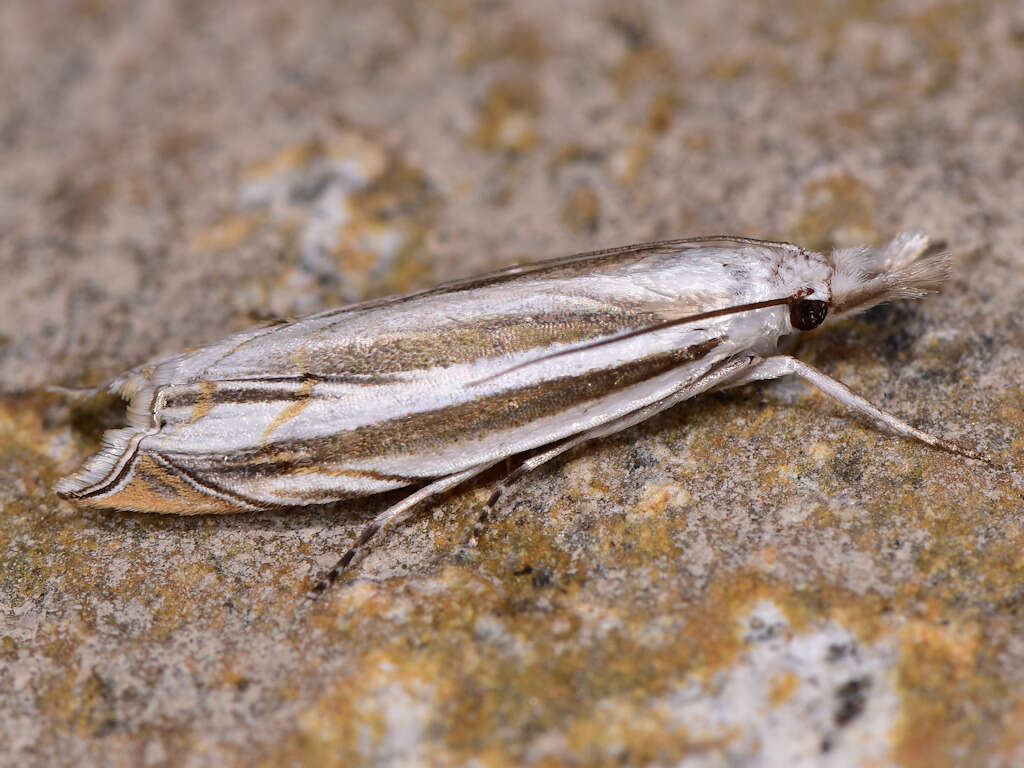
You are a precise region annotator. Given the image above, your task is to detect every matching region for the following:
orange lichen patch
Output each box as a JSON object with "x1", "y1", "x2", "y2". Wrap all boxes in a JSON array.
[
  {"x1": 610, "y1": 139, "x2": 649, "y2": 187},
  {"x1": 239, "y1": 139, "x2": 328, "y2": 185},
  {"x1": 764, "y1": 581, "x2": 891, "y2": 644},
  {"x1": 379, "y1": 238, "x2": 436, "y2": 297},
  {"x1": 217, "y1": 663, "x2": 249, "y2": 690},
  {"x1": 893, "y1": 616, "x2": 993, "y2": 766},
  {"x1": 647, "y1": 91, "x2": 678, "y2": 134},
  {"x1": 294, "y1": 649, "x2": 445, "y2": 767},
  {"x1": 907, "y1": 2, "x2": 974, "y2": 94},
  {"x1": 347, "y1": 157, "x2": 437, "y2": 224},
  {"x1": 701, "y1": 55, "x2": 752, "y2": 82},
  {"x1": 276, "y1": 521, "x2": 1024, "y2": 767},
  {"x1": 334, "y1": 221, "x2": 415, "y2": 292},
  {"x1": 245, "y1": 131, "x2": 386, "y2": 198},
  {"x1": 559, "y1": 699, "x2": 729, "y2": 766},
  {"x1": 332, "y1": 234, "x2": 381, "y2": 278},
  {"x1": 747, "y1": 545, "x2": 779, "y2": 574},
  {"x1": 0, "y1": 395, "x2": 84, "y2": 601},
  {"x1": 0, "y1": 396, "x2": 58, "y2": 479},
  {"x1": 473, "y1": 79, "x2": 541, "y2": 154},
  {"x1": 629, "y1": 483, "x2": 694, "y2": 523},
  {"x1": 456, "y1": 21, "x2": 546, "y2": 70},
  {"x1": 477, "y1": 462, "x2": 690, "y2": 571},
  {"x1": 324, "y1": 580, "x2": 396, "y2": 621},
  {"x1": 289, "y1": 673, "x2": 370, "y2": 766},
  {"x1": 842, "y1": 445, "x2": 1010, "y2": 539},
  {"x1": 682, "y1": 131, "x2": 713, "y2": 153},
  {"x1": 785, "y1": 0, "x2": 888, "y2": 61},
  {"x1": 561, "y1": 183, "x2": 601, "y2": 234},
  {"x1": 327, "y1": 130, "x2": 390, "y2": 180},
  {"x1": 547, "y1": 141, "x2": 596, "y2": 172},
  {"x1": 227, "y1": 127, "x2": 440, "y2": 312},
  {"x1": 600, "y1": 512, "x2": 683, "y2": 567},
  {"x1": 332, "y1": 159, "x2": 439, "y2": 297},
  {"x1": 289, "y1": 565, "x2": 829, "y2": 764},
  {"x1": 47, "y1": 173, "x2": 115, "y2": 233},
  {"x1": 610, "y1": 44, "x2": 678, "y2": 96},
  {"x1": 189, "y1": 213, "x2": 262, "y2": 254},
  {"x1": 996, "y1": 697, "x2": 1024, "y2": 756},
  {"x1": 32, "y1": 614, "x2": 113, "y2": 732},
  {"x1": 769, "y1": 670, "x2": 801, "y2": 707},
  {"x1": 0, "y1": 635, "x2": 17, "y2": 661},
  {"x1": 816, "y1": 107, "x2": 872, "y2": 139},
  {"x1": 913, "y1": 508, "x2": 1024, "y2": 605},
  {"x1": 809, "y1": 441, "x2": 835, "y2": 463},
  {"x1": 69, "y1": 669, "x2": 117, "y2": 737},
  {"x1": 787, "y1": 172, "x2": 878, "y2": 253},
  {"x1": 996, "y1": 390, "x2": 1024, "y2": 456}
]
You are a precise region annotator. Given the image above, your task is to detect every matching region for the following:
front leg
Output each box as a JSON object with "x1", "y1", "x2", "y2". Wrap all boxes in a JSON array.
[{"x1": 725, "y1": 355, "x2": 988, "y2": 463}]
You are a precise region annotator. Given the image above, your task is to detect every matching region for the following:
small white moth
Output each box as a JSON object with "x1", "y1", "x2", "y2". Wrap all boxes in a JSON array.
[{"x1": 57, "y1": 231, "x2": 985, "y2": 595}]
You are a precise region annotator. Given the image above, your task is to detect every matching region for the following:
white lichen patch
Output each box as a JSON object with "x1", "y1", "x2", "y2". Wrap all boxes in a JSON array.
[
  {"x1": 235, "y1": 132, "x2": 418, "y2": 311},
  {"x1": 660, "y1": 600, "x2": 899, "y2": 767}
]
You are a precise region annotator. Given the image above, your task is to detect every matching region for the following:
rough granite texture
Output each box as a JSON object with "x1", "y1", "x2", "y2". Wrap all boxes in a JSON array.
[{"x1": 1, "y1": 1, "x2": 1023, "y2": 766}]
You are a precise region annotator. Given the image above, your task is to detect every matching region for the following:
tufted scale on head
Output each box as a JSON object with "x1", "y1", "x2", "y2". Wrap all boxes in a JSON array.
[{"x1": 829, "y1": 231, "x2": 951, "y2": 316}]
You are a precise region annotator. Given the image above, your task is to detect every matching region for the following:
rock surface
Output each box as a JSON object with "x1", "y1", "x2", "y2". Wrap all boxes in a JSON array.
[{"x1": 1, "y1": 1, "x2": 1022, "y2": 766}]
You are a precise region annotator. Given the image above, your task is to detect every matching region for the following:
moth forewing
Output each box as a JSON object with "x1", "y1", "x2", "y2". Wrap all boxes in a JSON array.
[{"x1": 55, "y1": 231, "x2": 986, "y2": 595}]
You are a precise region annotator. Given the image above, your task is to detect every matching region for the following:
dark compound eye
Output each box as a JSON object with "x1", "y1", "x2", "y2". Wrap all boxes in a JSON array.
[{"x1": 790, "y1": 299, "x2": 828, "y2": 330}]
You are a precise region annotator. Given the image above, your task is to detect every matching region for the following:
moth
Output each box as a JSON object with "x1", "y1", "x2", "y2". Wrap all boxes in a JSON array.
[{"x1": 58, "y1": 231, "x2": 985, "y2": 595}]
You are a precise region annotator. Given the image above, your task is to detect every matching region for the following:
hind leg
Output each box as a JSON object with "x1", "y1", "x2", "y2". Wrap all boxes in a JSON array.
[{"x1": 308, "y1": 461, "x2": 498, "y2": 598}]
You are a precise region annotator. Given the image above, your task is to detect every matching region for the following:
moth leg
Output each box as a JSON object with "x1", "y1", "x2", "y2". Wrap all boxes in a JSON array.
[
  {"x1": 308, "y1": 461, "x2": 497, "y2": 599},
  {"x1": 484, "y1": 400, "x2": 672, "y2": 512},
  {"x1": 472, "y1": 404, "x2": 684, "y2": 547},
  {"x1": 484, "y1": 355, "x2": 762, "y2": 512},
  {"x1": 485, "y1": 441, "x2": 580, "y2": 512},
  {"x1": 469, "y1": 355, "x2": 762, "y2": 556},
  {"x1": 734, "y1": 355, "x2": 988, "y2": 462}
]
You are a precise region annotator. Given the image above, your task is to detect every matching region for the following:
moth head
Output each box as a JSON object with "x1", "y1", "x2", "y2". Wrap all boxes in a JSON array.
[{"x1": 825, "y1": 231, "x2": 950, "y2": 319}]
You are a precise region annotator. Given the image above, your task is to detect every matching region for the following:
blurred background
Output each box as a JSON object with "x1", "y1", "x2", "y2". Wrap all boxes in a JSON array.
[
  {"x1": 3, "y1": 0, "x2": 1021, "y2": 391},
  {"x1": 1, "y1": 2, "x2": 1022, "y2": 766}
]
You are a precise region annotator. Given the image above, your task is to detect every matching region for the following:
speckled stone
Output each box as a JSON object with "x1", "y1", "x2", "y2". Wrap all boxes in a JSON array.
[{"x1": 1, "y1": 1, "x2": 1022, "y2": 766}]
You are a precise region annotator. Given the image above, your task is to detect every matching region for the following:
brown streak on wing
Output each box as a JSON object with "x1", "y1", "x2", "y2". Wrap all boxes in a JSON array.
[
  {"x1": 198, "y1": 337, "x2": 722, "y2": 479},
  {"x1": 158, "y1": 311, "x2": 663, "y2": 411},
  {"x1": 261, "y1": 378, "x2": 316, "y2": 442},
  {"x1": 297, "y1": 309, "x2": 660, "y2": 378},
  {"x1": 472, "y1": 295, "x2": 793, "y2": 385},
  {"x1": 287, "y1": 465, "x2": 416, "y2": 483},
  {"x1": 190, "y1": 381, "x2": 217, "y2": 423},
  {"x1": 71, "y1": 453, "x2": 251, "y2": 514},
  {"x1": 163, "y1": 375, "x2": 392, "y2": 411}
]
